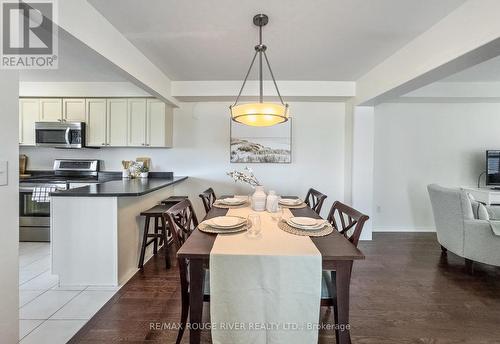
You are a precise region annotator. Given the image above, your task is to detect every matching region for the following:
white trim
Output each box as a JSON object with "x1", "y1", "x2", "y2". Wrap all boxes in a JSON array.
[
  {"x1": 19, "y1": 82, "x2": 151, "y2": 97},
  {"x1": 373, "y1": 226, "x2": 436, "y2": 232},
  {"x1": 171, "y1": 80, "x2": 355, "y2": 102}
]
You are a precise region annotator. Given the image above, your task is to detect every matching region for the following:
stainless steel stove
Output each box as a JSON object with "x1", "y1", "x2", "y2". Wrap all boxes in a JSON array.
[{"x1": 19, "y1": 159, "x2": 100, "y2": 242}]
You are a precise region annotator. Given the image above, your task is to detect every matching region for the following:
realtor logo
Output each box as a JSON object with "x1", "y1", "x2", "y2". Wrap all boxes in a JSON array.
[{"x1": 1, "y1": 0, "x2": 58, "y2": 69}]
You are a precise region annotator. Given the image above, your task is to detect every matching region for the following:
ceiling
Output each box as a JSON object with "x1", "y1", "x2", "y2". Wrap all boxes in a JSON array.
[
  {"x1": 88, "y1": 0, "x2": 466, "y2": 81},
  {"x1": 442, "y1": 55, "x2": 500, "y2": 82},
  {"x1": 20, "y1": 30, "x2": 128, "y2": 82}
]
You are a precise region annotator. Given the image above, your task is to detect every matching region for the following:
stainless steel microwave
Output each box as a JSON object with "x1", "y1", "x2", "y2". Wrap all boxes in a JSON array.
[{"x1": 35, "y1": 122, "x2": 85, "y2": 148}]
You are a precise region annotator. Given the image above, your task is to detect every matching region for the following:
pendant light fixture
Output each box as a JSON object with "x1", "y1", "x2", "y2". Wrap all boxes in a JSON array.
[{"x1": 230, "y1": 14, "x2": 289, "y2": 127}]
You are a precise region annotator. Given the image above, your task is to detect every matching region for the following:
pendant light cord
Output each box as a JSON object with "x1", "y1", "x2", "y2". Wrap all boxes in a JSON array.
[{"x1": 259, "y1": 25, "x2": 263, "y2": 103}]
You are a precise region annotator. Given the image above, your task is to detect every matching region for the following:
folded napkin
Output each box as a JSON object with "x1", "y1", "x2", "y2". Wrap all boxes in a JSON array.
[{"x1": 32, "y1": 186, "x2": 57, "y2": 203}]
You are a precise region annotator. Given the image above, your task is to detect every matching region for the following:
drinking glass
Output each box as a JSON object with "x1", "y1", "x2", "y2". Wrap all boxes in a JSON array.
[
  {"x1": 247, "y1": 213, "x2": 261, "y2": 237},
  {"x1": 270, "y1": 206, "x2": 283, "y2": 222}
]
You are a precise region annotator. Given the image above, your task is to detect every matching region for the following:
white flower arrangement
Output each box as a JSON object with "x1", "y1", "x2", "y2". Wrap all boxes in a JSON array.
[{"x1": 226, "y1": 166, "x2": 261, "y2": 187}]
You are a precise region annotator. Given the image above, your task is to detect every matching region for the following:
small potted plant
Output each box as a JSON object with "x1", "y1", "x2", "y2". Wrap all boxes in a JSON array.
[{"x1": 139, "y1": 165, "x2": 149, "y2": 179}]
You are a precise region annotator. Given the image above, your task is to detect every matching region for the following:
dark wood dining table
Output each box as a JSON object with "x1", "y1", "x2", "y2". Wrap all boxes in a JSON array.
[{"x1": 177, "y1": 200, "x2": 365, "y2": 344}]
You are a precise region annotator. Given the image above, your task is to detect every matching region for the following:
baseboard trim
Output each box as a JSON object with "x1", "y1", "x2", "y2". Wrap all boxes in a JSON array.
[{"x1": 373, "y1": 227, "x2": 436, "y2": 232}]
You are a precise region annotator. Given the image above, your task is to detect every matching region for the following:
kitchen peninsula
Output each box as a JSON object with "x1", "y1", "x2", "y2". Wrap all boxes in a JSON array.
[{"x1": 51, "y1": 175, "x2": 187, "y2": 287}]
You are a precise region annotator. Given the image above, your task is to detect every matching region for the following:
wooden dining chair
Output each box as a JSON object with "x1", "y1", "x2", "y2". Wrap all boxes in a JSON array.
[
  {"x1": 321, "y1": 201, "x2": 369, "y2": 322},
  {"x1": 304, "y1": 188, "x2": 327, "y2": 214},
  {"x1": 199, "y1": 187, "x2": 217, "y2": 213},
  {"x1": 163, "y1": 199, "x2": 209, "y2": 344}
]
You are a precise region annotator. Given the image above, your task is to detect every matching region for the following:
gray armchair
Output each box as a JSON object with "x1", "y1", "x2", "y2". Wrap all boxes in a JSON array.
[{"x1": 427, "y1": 184, "x2": 500, "y2": 268}]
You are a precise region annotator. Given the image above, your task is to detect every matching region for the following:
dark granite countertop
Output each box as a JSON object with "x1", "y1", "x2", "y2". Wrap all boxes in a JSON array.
[{"x1": 51, "y1": 176, "x2": 188, "y2": 197}]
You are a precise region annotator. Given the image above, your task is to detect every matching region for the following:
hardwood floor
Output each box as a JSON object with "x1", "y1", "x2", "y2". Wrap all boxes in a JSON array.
[{"x1": 69, "y1": 233, "x2": 500, "y2": 343}]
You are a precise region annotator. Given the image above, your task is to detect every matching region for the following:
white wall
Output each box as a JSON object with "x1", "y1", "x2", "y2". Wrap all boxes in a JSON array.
[
  {"x1": 0, "y1": 71, "x2": 19, "y2": 342},
  {"x1": 352, "y1": 106, "x2": 374, "y2": 240},
  {"x1": 373, "y1": 102, "x2": 500, "y2": 231},
  {"x1": 21, "y1": 101, "x2": 346, "y2": 218}
]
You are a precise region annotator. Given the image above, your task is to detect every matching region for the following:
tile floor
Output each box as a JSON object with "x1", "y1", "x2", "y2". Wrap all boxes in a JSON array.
[{"x1": 18, "y1": 242, "x2": 120, "y2": 343}]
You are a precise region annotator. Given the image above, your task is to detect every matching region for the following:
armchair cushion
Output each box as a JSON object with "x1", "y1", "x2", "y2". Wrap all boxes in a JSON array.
[
  {"x1": 467, "y1": 193, "x2": 480, "y2": 219},
  {"x1": 478, "y1": 203, "x2": 490, "y2": 220}
]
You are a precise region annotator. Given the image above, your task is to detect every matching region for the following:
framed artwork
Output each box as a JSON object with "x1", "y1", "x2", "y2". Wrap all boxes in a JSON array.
[{"x1": 230, "y1": 119, "x2": 292, "y2": 163}]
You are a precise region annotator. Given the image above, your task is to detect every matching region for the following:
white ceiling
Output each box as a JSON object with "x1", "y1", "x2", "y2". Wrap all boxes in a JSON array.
[
  {"x1": 88, "y1": 0, "x2": 466, "y2": 81},
  {"x1": 442, "y1": 55, "x2": 500, "y2": 82},
  {"x1": 19, "y1": 30, "x2": 128, "y2": 82}
]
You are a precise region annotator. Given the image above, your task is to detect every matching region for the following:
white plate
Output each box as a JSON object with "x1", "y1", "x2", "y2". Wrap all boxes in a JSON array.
[
  {"x1": 234, "y1": 195, "x2": 249, "y2": 201},
  {"x1": 220, "y1": 197, "x2": 246, "y2": 205},
  {"x1": 279, "y1": 198, "x2": 302, "y2": 206},
  {"x1": 209, "y1": 216, "x2": 246, "y2": 228},
  {"x1": 286, "y1": 218, "x2": 326, "y2": 231},
  {"x1": 205, "y1": 219, "x2": 246, "y2": 230},
  {"x1": 290, "y1": 217, "x2": 319, "y2": 226}
]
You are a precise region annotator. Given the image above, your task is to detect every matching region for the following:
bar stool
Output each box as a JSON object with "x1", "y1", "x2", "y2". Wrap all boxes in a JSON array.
[
  {"x1": 138, "y1": 203, "x2": 177, "y2": 270},
  {"x1": 161, "y1": 195, "x2": 189, "y2": 206}
]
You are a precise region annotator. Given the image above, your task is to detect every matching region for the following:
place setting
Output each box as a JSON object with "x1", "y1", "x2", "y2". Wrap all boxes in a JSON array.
[
  {"x1": 199, "y1": 215, "x2": 251, "y2": 234},
  {"x1": 278, "y1": 197, "x2": 307, "y2": 209},
  {"x1": 213, "y1": 196, "x2": 249, "y2": 209},
  {"x1": 278, "y1": 216, "x2": 334, "y2": 237}
]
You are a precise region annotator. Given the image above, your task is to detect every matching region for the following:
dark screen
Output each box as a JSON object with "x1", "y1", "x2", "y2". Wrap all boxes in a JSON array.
[
  {"x1": 487, "y1": 151, "x2": 500, "y2": 185},
  {"x1": 36, "y1": 130, "x2": 66, "y2": 144}
]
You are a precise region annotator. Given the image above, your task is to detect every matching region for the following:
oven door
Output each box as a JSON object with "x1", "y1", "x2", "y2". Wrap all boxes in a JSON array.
[{"x1": 19, "y1": 188, "x2": 50, "y2": 241}]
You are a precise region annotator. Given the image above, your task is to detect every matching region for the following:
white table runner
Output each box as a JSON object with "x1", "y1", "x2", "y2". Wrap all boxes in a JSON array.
[{"x1": 209, "y1": 207, "x2": 322, "y2": 344}]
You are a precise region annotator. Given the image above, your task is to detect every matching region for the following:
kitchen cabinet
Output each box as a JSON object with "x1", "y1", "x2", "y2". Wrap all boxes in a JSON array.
[
  {"x1": 20, "y1": 97, "x2": 173, "y2": 148},
  {"x1": 147, "y1": 99, "x2": 173, "y2": 147},
  {"x1": 86, "y1": 99, "x2": 107, "y2": 147},
  {"x1": 19, "y1": 99, "x2": 40, "y2": 146},
  {"x1": 40, "y1": 98, "x2": 63, "y2": 122},
  {"x1": 127, "y1": 99, "x2": 147, "y2": 147},
  {"x1": 107, "y1": 99, "x2": 128, "y2": 146},
  {"x1": 63, "y1": 98, "x2": 86, "y2": 122}
]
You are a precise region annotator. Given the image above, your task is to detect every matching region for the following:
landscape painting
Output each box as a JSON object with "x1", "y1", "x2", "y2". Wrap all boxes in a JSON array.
[{"x1": 230, "y1": 119, "x2": 291, "y2": 163}]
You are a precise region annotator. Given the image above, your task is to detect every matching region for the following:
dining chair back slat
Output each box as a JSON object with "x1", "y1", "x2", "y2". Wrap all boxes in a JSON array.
[
  {"x1": 163, "y1": 199, "x2": 199, "y2": 250},
  {"x1": 326, "y1": 201, "x2": 369, "y2": 248},
  {"x1": 304, "y1": 188, "x2": 327, "y2": 214},
  {"x1": 199, "y1": 187, "x2": 217, "y2": 213}
]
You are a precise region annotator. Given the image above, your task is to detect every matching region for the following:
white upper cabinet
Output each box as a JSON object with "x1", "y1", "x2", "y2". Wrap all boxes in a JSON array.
[
  {"x1": 86, "y1": 99, "x2": 107, "y2": 147},
  {"x1": 19, "y1": 97, "x2": 173, "y2": 148},
  {"x1": 127, "y1": 99, "x2": 147, "y2": 147},
  {"x1": 147, "y1": 99, "x2": 173, "y2": 147},
  {"x1": 107, "y1": 99, "x2": 128, "y2": 146},
  {"x1": 39, "y1": 98, "x2": 63, "y2": 122},
  {"x1": 63, "y1": 99, "x2": 86, "y2": 122},
  {"x1": 19, "y1": 99, "x2": 40, "y2": 146}
]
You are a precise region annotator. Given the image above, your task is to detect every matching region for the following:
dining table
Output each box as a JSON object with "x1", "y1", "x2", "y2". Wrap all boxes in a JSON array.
[{"x1": 177, "y1": 197, "x2": 365, "y2": 344}]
